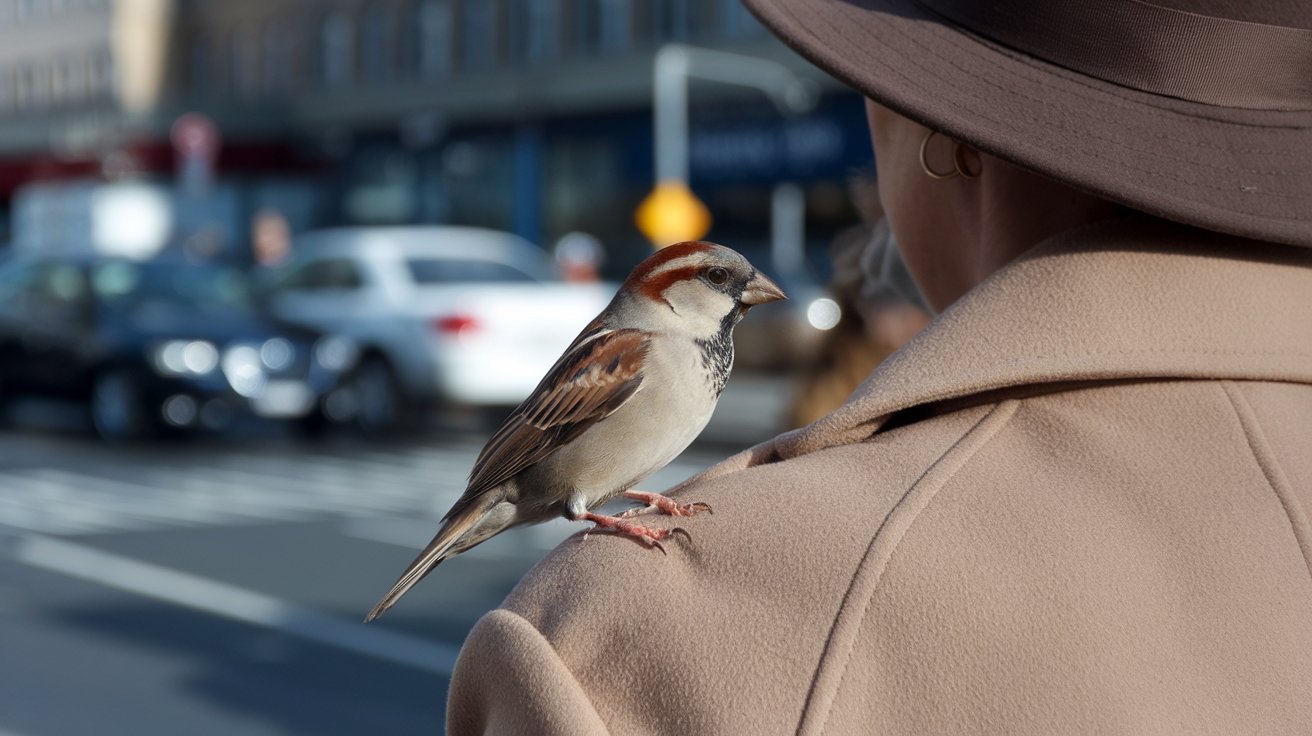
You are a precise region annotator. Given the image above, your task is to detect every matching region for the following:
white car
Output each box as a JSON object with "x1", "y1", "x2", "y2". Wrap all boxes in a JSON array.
[{"x1": 264, "y1": 227, "x2": 615, "y2": 433}]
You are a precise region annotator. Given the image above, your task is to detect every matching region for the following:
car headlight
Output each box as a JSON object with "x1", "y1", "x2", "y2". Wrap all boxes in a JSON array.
[
  {"x1": 260, "y1": 338, "x2": 295, "y2": 371},
  {"x1": 221, "y1": 344, "x2": 266, "y2": 397},
  {"x1": 152, "y1": 340, "x2": 219, "y2": 376},
  {"x1": 313, "y1": 335, "x2": 359, "y2": 373}
]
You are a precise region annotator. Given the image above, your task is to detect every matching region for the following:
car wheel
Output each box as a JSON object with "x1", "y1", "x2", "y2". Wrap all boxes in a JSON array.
[
  {"x1": 350, "y1": 357, "x2": 404, "y2": 437},
  {"x1": 90, "y1": 370, "x2": 150, "y2": 442}
]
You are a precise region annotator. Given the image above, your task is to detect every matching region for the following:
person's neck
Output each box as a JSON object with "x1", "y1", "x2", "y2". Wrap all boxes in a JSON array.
[{"x1": 971, "y1": 160, "x2": 1125, "y2": 285}]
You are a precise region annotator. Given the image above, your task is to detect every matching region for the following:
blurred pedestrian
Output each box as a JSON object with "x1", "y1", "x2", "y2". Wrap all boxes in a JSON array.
[
  {"x1": 790, "y1": 178, "x2": 929, "y2": 426},
  {"x1": 251, "y1": 208, "x2": 292, "y2": 267},
  {"x1": 552, "y1": 231, "x2": 605, "y2": 283},
  {"x1": 447, "y1": 1, "x2": 1312, "y2": 733}
]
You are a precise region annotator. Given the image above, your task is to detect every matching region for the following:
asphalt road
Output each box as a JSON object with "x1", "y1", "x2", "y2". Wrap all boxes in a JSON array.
[{"x1": 0, "y1": 376, "x2": 791, "y2": 736}]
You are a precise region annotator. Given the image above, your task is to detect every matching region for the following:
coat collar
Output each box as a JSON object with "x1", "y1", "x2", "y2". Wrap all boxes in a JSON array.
[{"x1": 694, "y1": 215, "x2": 1312, "y2": 479}]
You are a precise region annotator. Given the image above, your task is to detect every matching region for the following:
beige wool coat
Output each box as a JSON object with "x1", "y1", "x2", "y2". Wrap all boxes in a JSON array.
[{"x1": 447, "y1": 216, "x2": 1312, "y2": 734}]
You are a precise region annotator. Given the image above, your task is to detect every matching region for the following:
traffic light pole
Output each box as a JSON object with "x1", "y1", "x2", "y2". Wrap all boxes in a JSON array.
[{"x1": 653, "y1": 45, "x2": 818, "y2": 268}]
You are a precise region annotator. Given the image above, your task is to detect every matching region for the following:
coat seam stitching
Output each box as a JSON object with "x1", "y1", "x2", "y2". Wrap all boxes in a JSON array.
[
  {"x1": 1219, "y1": 381, "x2": 1312, "y2": 581},
  {"x1": 797, "y1": 400, "x2": 1019, "y2": 735}
]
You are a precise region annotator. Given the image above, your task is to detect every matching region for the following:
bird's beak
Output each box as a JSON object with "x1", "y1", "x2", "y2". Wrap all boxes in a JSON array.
[{"x1": 740, "y1": 272, "x2": 788, "y2": 306}]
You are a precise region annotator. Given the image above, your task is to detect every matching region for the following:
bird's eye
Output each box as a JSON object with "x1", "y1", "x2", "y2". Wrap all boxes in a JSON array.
[{"x1": 706, "y1": 267, "x2": 729, "y2": 285}]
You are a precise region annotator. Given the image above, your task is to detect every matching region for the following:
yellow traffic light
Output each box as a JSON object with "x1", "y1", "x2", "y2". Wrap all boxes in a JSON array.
[{"x1": 635, "y1": 180, "x2": 712, "y2": 247}]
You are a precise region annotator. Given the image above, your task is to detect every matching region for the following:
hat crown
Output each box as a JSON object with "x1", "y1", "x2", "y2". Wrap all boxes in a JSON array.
[
  {"x1": 915, "y1": 0, "x2": 1312, "y2": 110},
  {"x1": 1149, "y1": 0, "x2": 1312, "y2": 28},
  {"x1": 744, "y1": 0, "x2": 1312, "y2": 246}
]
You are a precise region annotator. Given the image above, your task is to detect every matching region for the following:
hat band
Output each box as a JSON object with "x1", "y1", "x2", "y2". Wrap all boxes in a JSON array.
[{"x1": 914, "y1": 0, "x2": 1312, "y2": 111}]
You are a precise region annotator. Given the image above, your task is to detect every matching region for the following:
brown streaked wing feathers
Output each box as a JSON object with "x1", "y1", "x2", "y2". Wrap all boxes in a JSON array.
[{"x1": 443, "y1": 327, "x2": 650, "y2": 521}]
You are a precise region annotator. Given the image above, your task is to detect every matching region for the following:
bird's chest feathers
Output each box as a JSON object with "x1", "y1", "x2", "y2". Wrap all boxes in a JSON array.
[{"x1": 549, "y1": 341, "x2": 719, "y2": 504}]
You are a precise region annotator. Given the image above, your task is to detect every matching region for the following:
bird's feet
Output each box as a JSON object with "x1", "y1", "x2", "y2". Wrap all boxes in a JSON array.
[
  {"x1": 618, "y1": 490, "x2": 713, "y2": 519},
  {"x1": 578, "y1": 511, "x2": 689, "y2": 553}
]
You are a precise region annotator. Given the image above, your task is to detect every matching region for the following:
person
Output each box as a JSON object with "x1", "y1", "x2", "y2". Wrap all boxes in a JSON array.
[
  {"x1": 553, "y1": 231, "x2": 606, "y2": 283},
  {"x1": 250, "y1": 208, "x2": 293, "y2": 268},
  {"x1": 790, "y1": 178, "x2": 930, "y2": 427},
  {"x1": 447, "y1": 1, "x2": 1312, "y2": 733}
]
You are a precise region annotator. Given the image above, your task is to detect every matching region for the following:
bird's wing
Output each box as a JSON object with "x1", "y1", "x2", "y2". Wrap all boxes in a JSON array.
[{"x1": 444, "y1": 326, "x2": 651, "y2": 520}]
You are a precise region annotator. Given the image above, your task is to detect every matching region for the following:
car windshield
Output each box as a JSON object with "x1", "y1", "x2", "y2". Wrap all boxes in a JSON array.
[
  {"x1": 405, "y1": 258, "x2": 542, "y2": 285},
  {"x1": 92, "y1": 261, "x2": 255, "y2": 315}
]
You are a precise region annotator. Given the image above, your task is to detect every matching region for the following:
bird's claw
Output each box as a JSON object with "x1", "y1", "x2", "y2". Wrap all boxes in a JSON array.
[
  {"x1": 620, "y1": 491, "x2": 713, "y2": 518},
  {"x1": 577, "y1": 511, "x2": 688, "y2": 552}
]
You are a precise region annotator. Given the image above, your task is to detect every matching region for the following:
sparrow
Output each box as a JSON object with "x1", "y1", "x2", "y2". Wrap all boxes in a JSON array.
[{"x1": 365, "y1": 241, "x2": 786, "y2": 622}]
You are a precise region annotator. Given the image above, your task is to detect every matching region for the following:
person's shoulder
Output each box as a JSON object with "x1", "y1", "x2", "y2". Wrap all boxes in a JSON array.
[
  {"x1": 500, "y1": 400, "x2": 1003, "y2": 638},
  {"x1": 452, "y1": 401, "x2": 1007, "y2": 728}
]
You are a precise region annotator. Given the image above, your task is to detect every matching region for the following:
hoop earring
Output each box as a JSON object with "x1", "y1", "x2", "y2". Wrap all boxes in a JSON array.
[
  {"x1": 919, "y1": 130, "x2": 982, "y2": 180},
  {"x1": 919, "y1": 130, "x2": 958, "y2": 180},
  {"x1": 954, "y1": 143, "x2": 981, "y2": 179}
]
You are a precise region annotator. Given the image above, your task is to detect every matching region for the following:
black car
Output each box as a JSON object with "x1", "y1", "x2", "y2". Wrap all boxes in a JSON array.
[{"x1": 0, "y1": 256, "x2": 358, "y2": 440}]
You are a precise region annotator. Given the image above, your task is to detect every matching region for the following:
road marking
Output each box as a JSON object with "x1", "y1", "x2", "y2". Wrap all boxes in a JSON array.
[
  {"x1": 0, "y1": 437, "x2": 727, "y2": 537},
  {"x1": 13, "y1": 535, "x2": 462, "y2": 676},
  {"x1": 341, "y1": 516, "x2": 578, "y2": 561}
]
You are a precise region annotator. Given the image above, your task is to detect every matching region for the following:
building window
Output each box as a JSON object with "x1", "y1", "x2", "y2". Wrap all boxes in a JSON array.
[
  {"x1": 650, "y1": 0, "x2": 689, "y2": 43},
  {"x1": 31, "y1": 65, "x2": 50, "y2": 106},
  {"x1": 360, "y1": 2, "x2": 396, "y2": 83},
  {"x1": 461, "y1": 0, "x2": 497, "y2": 71},
  {"x1": 415, "y1": 0, "x2": 452, "y2": 78},
  {"x1": 508, "y1": 0, "x2": 557, "y2": 66},
  {"x1": 87, "y1": 47, "x2": 114, "y2": 97},
  {"x1": 189, "y1": 33, "x2": 213, "y2": 94},
  {"x1": 16, "y1": 0, "x2": 45, "y2": 21},
  {"x1": 232, "y1": 28, "x2": 260, "y2": 98},
  {"x1": 575, "y1": 0, "x2": 629, "y2": 56},
  {"x1": 716, "y1": 0, "x2": 759, "y2": 38},
  {"x1": 64, "y1": 56, "x2": 84, "y2": 100},
  {"x1": 320, "y1": 11, "x2": 354, "y2": 86},
  {"x1": 50, "y1": 58, "x2": 72, "y2": 103},
  {"x1": 262, "y1": 24, "x2": 296, "y2": 95},
  {"x1": 14, "y1": 67, "x2": 31, "y2": 109},
  {"x1": 83, "y1": 55, "x2": 99, "y2": 99}
]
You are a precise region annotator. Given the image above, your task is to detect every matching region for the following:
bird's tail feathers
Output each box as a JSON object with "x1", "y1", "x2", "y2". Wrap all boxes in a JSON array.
[{"x1": 364, "y1": 499, "x2": 494, "y2": 622}]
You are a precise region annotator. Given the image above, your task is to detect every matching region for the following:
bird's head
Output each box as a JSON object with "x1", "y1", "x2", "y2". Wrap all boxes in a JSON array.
[{"x1": 622, "y1": 241, "x2": 787, "y2": 339}]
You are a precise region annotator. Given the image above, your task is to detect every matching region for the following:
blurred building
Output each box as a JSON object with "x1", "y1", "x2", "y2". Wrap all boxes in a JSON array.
[{"x1": 0, "y1": 0, "x2": 874, "y2": 271}]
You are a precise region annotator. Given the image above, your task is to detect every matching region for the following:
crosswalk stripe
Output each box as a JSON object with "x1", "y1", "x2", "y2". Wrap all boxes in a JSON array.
[{"x1": 0, "y1": 437, "x2": 727, "y2": 537}]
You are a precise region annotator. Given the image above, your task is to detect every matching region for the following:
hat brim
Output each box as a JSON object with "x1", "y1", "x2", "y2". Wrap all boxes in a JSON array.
[{"x1": 745, "y1": 0, "x2": 1312, "y2": 247}]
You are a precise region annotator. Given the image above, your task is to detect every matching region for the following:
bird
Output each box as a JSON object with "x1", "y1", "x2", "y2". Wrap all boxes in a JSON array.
[{"x1": 365, "y1": 241, "x2": 786, "y2": 622}]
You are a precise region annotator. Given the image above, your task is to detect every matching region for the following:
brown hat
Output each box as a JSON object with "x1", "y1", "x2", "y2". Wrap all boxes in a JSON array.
[{"x1": 743, "y1": 0, "x2": 1312, "y2": 247}]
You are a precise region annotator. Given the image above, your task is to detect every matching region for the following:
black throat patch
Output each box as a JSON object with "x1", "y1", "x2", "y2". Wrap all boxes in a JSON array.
[{"x1": 695, "y1": 310, "x2": 737, "y2": 397}]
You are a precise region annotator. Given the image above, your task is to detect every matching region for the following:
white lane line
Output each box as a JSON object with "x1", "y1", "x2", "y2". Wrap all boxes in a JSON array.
[
  {"x1": 18, "y1": 470, "x2": 249, "y2": 526},
  {"x1": 340, "y1": 516, "x2": 577, "y2": 561},
  {"x1": 0, "y1": 491, "x2": 135, "y2": 534},
  {"x1": 13, "y1": 535, "x2": 461, "y2": 676}
]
